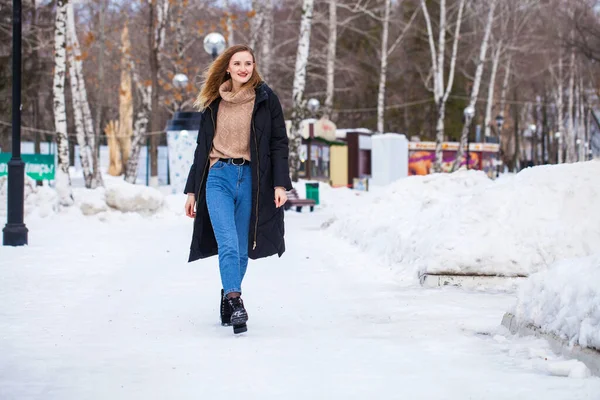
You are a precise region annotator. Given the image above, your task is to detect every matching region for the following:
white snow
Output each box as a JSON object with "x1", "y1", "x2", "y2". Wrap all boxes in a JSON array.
[
  {"x1": 1, "y1": 203, "x2": 599, "y2": 399},
  {"x1": 1, "y1": 162, "x2": 600, "y2": 398},
  {"x1": 324, "y1": 160, "x2": 600, "y2": 278},
  {"x1": 511, "y1": 254, "x2": 600, "y2": 351},
  {"x1": 104, "y1": 176, "x2": 164, "y2": 214}
]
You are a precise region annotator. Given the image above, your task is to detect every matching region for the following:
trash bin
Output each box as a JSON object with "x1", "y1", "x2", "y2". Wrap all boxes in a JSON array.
[{"x1": 305, "y1": 182, "x2": 320, "y2": 205}]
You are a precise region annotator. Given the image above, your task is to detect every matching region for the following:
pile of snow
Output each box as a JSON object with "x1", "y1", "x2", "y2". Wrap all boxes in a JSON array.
[
  {"x1": 511, "y1": 255, "x2": 600, "y2": 351},
  {"x1": 0, "y1": 176, "x2": 58, "y2": 218},
  {"x1": 324, "y1": 160, "x2": 600, "y2": 278},
  {"x1": 0, "y1": 175, "x2": 165, "y2": 219},
  {"x1": 104, "y1": 177, "x2": 164, "y2": 213}
]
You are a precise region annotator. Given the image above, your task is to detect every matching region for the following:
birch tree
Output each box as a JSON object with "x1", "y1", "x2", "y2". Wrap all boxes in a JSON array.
[
  {"x1": 324, "y1": 0, "x2": 337, "y2": 120},
  {"x1": 67, "y1": 2, "x2": 102, "y2": 188},
  {"x1": 260, "y1": 0, "x2": 274, "y2": 82},
  {"x1": 224, "y1": 0, "x2": 234, "y2": 46},
  {"x1": 420, "y1": 0, "x2": 468, "y2": 172},
  {"x1": 124, "y1": 58, "x2": 151, "y2": 184},
  {"x1": 483, "y1": 41, "x2": 502, "y2": 139},
  {"x1": 289, "y1": 0, "x2": 315, "y2": 182},
  {"x1": 566, "y1": 48, "x2": 576, "y2": 162},
  {"x1": 452, "y1": 0, "x2": 498, "y2": 171},
  {"x1": 376, "y1": 1, "x2": 419, "y2": 133},
  {"x1": 53, "y1": 0, "x2": 74, "y2": 206},
  {"x1": 249, "y1": 0, "x2": 264, "y2": 49},
  {"x1": 66, "y1": 3, "x2": 92, "y2": 187},
  {"x1": 377, "y1": 0, "x2": 391, "y2": 134}
]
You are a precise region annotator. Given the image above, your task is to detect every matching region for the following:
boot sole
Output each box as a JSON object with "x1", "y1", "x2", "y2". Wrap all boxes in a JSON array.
[{"x1": 233, "y1": 323, "x2": 247, "y2": 334}]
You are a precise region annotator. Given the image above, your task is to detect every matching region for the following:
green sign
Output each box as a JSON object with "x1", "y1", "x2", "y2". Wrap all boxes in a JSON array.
[{"x1": 0, "y1": 153, "x2": 56, "y2": 180}]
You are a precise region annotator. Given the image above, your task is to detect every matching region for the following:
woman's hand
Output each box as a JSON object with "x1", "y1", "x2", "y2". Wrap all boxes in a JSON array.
[
  {"x1": 184, "y1": 194, "x2": 196, "y2": 218},
  {"x1": 274, "y1": 187, "x2": 288, "y2": 208}
]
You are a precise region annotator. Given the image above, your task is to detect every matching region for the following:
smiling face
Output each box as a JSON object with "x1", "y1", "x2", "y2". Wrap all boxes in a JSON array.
[{"x1": 227, "y1": 51, "x2": 255, "y2": 88}]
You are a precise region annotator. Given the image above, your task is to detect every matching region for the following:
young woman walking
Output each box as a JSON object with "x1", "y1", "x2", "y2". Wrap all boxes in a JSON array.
[{"x1": 184, "y1": 45, "x2": 292, "y2": 334}]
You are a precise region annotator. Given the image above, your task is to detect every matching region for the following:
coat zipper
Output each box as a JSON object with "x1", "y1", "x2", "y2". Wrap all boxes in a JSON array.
[
  {"x1": 196, "y1": 106, "x2": 215, "y2": 200},
  {"x1": 252, "y1": 118, "x2": 260, "y2": 250}
]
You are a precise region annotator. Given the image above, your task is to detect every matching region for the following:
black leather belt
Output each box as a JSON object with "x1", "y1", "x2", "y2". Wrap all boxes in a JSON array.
[{"x1": 219, "y1": 158, "x2": 250, "y2": 166}]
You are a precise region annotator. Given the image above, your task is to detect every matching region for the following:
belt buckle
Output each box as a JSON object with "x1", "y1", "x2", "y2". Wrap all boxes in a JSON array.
[{"x1": 232, "y1": 158, "x2": 244, "y2": 166}]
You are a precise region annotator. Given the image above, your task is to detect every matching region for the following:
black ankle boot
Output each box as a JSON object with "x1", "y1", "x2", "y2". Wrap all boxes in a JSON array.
[
  {"x1": 220, "y1": 289, "x2": 232, "y2": 326},
  {"x1": 227, "y1": 296, "x2": 248, "y2": 334}
]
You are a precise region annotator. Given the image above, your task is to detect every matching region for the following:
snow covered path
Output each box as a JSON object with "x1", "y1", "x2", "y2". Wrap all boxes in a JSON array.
[{"x1": 1, "y1": 209, "x2": 599, "y2": 399}]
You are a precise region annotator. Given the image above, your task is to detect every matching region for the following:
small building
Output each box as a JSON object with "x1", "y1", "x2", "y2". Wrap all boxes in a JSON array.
[
  {"x1": 285, "y1": 118, "x2": 345, "y2": 182},
  {"x1": 408, "y1": 141, "x2": 500, "y2": 178},
  {"x1": 331, "y1": 129, "x2": 373, "y2": 188}
]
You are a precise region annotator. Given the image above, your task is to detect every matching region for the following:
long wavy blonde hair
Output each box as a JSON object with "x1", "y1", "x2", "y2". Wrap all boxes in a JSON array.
[{"x1": 194, "y1": 45, "x2": 263, "y2": 111}]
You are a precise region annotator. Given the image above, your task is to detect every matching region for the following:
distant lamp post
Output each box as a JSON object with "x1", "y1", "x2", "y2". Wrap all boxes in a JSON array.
[
  {"x1": 494, "y1": 114, "x2": 504, "y2": 176},
  {"x1": 203, "y1": 32, "x2": 227, "y2": 60},
  {"x1": 464, "y1": 106, "x2": 475, "y2": 169},
  {"x1": 172, "y1": 73, "x2": 188, "y2": 88},
  {"x1": 305, "y1": 98, "x2": 320, "y2": 180},
  {"x1": 172, "y1": 73, "x2": 188, "y2": 111},
  {"x1": 495, "y1": 114, "x2": 504, "y2": 135},
  {"x1": 576, "y1": 138, "x2": 582, "y2": 161},
  {"x1": 3, "y1": 0, "x2": 28, "y2": 246}
]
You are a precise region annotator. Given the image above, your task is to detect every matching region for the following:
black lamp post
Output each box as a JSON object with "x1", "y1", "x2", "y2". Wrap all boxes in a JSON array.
[
  {"x1": 495, "y1": 114, "x2": 504, "y2": 176},
  {"x1": 464, "y1": 106, "x2": 475, "y2": 170},
  {"x1": 3, "y1": 0, "x2": 28, "y2": 246},
  {"x1": 495, "y1": 114, "x2": 504, "y2": 136}
]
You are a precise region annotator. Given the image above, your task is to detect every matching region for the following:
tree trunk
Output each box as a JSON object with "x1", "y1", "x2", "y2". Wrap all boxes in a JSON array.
[
  {"x1": 452, "y1": 0, "x2": 497, "y2": 171},
  {"x1": 32, "y1": 0, "x2": 43, "y2": 186},
  {"x1": 93, "y1": 0, "x2": 108, "y2": 186},
  {"x1": 53, "y1": 0, "x2": 74, "y2": 206},
  {"x1": 484, "y1": 41, "x2": 502, "y2": 138},
  {"x1": 105, "y1": 120, "x2": 122, "y2": 176},
  {"x1": 289, "y1": 0, "x2": 315, "y2": 182},
  {"x1": 148, "y1": 0, "x2": 169, "y2": 187},
  {"x1": 124, "y1": 60, "x2": 151, "y2": 184},
  {"x1": 555, "y1": 48, "x2": 565, "y2": 164},
  {"x1": 66, "y1": 3, "x2": 93, "y2": 188},
  {"x1": 566, "y1": 49, "x2": 576, "y2": 163},
  {"x1": 118, "y1": 24, "x2": 133, "y2": 173},
  {"x1": 260, "y1": 0, "x2": 274, "y2": 82},
  {"x1": 376, "y1": 0, "x2": 391, "y2": 134},
  {"x1": 249, "y1": 0, "x2": 264, "y2": 49},
  {"x1": 511, "y1": 89, "x2": 521, "y2": 172},
  {"x1": 324, "y1": 0, "x2": 336, "y2": 120},
  {"x1": 224, "y1": 0, "x2": 234, "y2": 46},
  {"x1": 421, "y1": 0, "x2": 467, "y2": 172}
]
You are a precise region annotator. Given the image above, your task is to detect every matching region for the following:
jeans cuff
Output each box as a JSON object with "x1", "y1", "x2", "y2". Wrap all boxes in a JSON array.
[{"x1": 224, "y1": 288, "x2": 242, "y2": 297}]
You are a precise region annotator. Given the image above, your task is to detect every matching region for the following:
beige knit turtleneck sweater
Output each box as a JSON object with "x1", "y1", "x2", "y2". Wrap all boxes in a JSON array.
[{"x1": 209, "y1": 79, "x2": 256, "y2": 167}]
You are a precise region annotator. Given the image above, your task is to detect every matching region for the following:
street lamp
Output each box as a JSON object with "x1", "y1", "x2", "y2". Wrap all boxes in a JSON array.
[
  {"x1": 172, "y1": 73, "x2": 188, "y2": 88},
  {"x1": 203, "y1": 32, "x2": 227, "y2": 60},
  {"x1": 172, "y1": 73, "x2": 188, "y2": 111},
  {"x1": 306, "y1": 98, "x2": 320, "y2": 180},
  {"x1": 3, "y1": 0, "x2": 28, "y2": 246},
  {"x1": 495, "y1": 114, "x2": 504, "y2": 135},
  {"x1": 576, "y1": 138, "x2": 582, "y2": 161},
  {"x1": 464, "y1": 106, "x2": 475, "y2": 169}
]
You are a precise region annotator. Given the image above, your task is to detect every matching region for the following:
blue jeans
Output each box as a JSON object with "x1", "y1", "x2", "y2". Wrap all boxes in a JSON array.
[{"x1": 205, "y1": 160, "x2": 252, "y2": 296}]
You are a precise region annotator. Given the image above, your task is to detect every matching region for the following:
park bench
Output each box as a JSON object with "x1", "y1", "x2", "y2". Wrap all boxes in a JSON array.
[{"x1": 284, "y1": 188, "x2": 316, "y2": 212}]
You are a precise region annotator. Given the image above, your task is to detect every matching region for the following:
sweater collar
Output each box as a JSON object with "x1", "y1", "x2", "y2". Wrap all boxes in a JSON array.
[{"x1": 219, "y1": 79, "x2": 256, "y2": 104}]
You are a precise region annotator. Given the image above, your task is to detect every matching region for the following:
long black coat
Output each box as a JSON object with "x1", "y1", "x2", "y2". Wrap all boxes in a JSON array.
[{"x1": 184, "y1": 82, "x2": 293, "y2": 263}]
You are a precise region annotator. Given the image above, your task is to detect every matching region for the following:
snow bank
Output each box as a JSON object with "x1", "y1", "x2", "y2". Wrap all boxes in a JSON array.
[
  {"x1": 511, "y1": 255, "x2": 600, "y2": 351},
  {"x1": 324, "y1": 160, "x2": 600, "y2": 278},
  {"x1": 0, "y1": 176, "x2": 58, "y2": 218},
  {"x1": 0, "y1": 175, "x2": 165, "y2": 219},
  {"x1": 104, "y1": 178, "x2": 164, "y2": 213}
]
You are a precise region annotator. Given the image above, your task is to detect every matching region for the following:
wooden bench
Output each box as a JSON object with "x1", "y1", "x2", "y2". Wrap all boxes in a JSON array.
[{"x1": 284, "y1": 188, "x2": 316, "y2": 212}]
